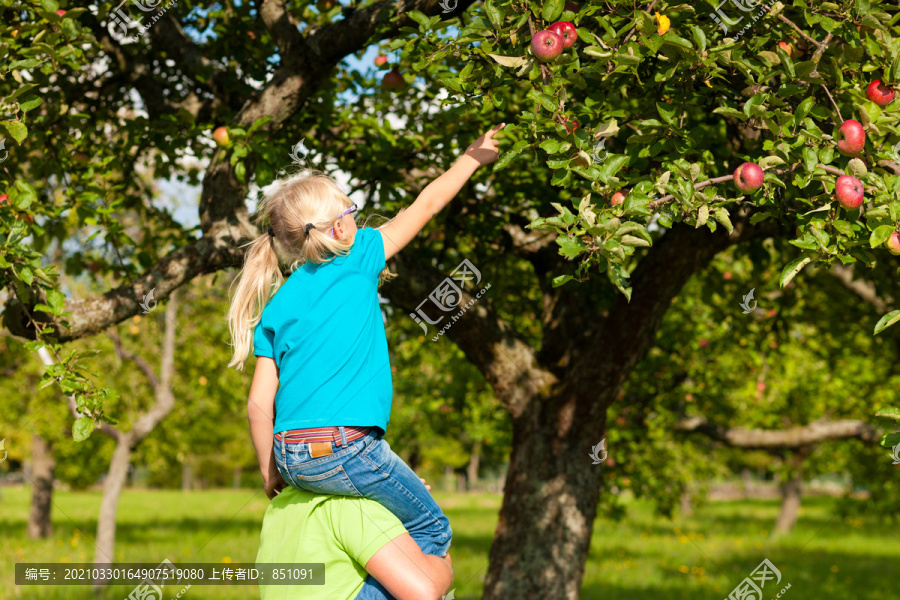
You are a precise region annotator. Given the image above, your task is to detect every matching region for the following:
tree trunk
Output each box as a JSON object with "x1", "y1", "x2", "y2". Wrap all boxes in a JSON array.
[
  {"x1": 27, "y1": 434, "x2": 55, "y2": 539},
  {"x1": 233, "y1": 466, "x2": 242, "y2": 489},
  {"x1": 482, "y1": 405, "x2": 607, "y2": 600},
  {"x1": 773, "y1": 451, "x2": 806, "y2": 536},
  {"x1": 680, "y1": 491, "x2": 693, "y2": 517},
  {"x1": 466, "y1": 440, "x2": 481, "y2": 490},
  {"x1": 95, "y1": 435, "x2": 133, "y2": 573},
  {"x1": 773, "y1": 473, "x2": 802, "y2": 535},
  {"x1": 182, "y1": 461, "x2": 193, "y2": 491}
]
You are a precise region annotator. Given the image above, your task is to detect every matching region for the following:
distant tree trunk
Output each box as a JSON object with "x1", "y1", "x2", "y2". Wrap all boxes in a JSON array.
[
  {"x1": 680, "y1": 491, "x2": 693, "y2": 517},
  {"x1": 27, "y1": 434, "x2": 54, "y2": 539},
  {"x1": 466, "y1": 440, "x2": 481, "y2": 490},
  {"x1": 182, "y1": 461, "x2": 193, "y2": 491},
  {"x1": 457, "y1": 473, "x2": 466, "y2": 492},
  {"x1": 90, "y1": 294, "x2": 180, "y2": 587},
  {"x1": 95, "y1": 434, "x2": 134, "y2": 565},
  {"x1": 233, "y1": 466, "x2": 242, "y2": 489},
  {"x1": 773, "y1": 451, "x2": 806, "y2": 536}
]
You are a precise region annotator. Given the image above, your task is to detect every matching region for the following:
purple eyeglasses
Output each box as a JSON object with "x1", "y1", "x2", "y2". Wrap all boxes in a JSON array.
[{"x1": 329, "y1": 203, "x2": 358, "y2": 238}]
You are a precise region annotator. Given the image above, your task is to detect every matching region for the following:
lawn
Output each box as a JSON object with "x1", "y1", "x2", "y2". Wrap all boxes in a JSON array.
[{"x1": 0, "y1": 486, "x2": 895, "y2": 599}]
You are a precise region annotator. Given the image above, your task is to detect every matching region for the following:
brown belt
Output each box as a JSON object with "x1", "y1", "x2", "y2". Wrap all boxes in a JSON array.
[{"x1": 275, "y1": 426, "x2": 373, "y2": 458}]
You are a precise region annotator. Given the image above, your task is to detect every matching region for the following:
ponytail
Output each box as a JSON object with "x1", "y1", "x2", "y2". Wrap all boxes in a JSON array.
[{"x1": 227, "y1": 232, "x2": 284, "y2": 371}]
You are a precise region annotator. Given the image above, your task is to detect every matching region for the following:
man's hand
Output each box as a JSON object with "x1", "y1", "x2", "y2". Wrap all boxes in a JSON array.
[
  {"x1": 265, "y1": 463, "x2": 287, "y2": 500},
  {"x1": 463, "y1": 123, "x2": 506, "y2": 166}
]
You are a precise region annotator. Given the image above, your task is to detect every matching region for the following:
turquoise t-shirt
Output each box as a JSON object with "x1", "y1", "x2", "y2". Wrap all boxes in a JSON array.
[{"x1": 253, "y1": 227, "x2": 393, "y2": 434}]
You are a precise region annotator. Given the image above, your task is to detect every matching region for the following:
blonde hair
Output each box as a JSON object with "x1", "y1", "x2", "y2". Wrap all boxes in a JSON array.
[{"x1": 227, "y1": 169, "x2": 395, "y2": 370}]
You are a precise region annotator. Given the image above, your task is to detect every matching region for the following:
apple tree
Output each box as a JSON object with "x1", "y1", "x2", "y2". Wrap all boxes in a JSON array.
[{"x1": 4, "y1": 0, "x2": 900, "y2": 597}]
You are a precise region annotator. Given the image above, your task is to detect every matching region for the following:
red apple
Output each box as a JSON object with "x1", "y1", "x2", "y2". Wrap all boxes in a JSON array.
[
  {"x1": 56, "y1": 8, "x2": 66, "y2": 16},
  {"x1": 835, "y1": 175, "x2": 864, "y2": 209},
  {"x1": 382, "y1": 69, "x2": 405, "y2": 90},
  {"x1": 887, "y1": 231, "x2": 900, "y2": 255},
  {"x1": 699, "y1": 338, "x2": 709, "y2": 347},
  {"x1": 724, "y1": 271, "x2": 733, "y2": 279},
  {"x1": 835, "y1": 119, "x2": 865, "y2": 157},
  {"x1": 733, "y1": 162, "x2": 764, "y2": 193},
  {"x1": 548, "y1": 21, "x2": 577, "y2": 49},
  {"x1": 776, "y1": 41, "x2": 798, "y2": 58},
  {"x1": 531, "y1": 30, "x2": 564, "y2": 62},
  {"x1": 560, "y1": 115, "x2": 579, "y2": 134},
  {"x1": 610, "y1": 190, "x2": 627, "y2": 206},
  {"x1": 866, "y1": 80, "x2": 894, "y2": 107},
  {"x1": 374, "y1": 55, "x2": 388, "y2": 67},
  {"x1": 212, "y1": 126, "x2": 230, "y2": 147}
]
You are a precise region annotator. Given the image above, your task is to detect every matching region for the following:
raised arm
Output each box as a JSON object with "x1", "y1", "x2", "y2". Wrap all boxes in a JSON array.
[
  {"x1": 365, "y1": 533, "x2": 453, "y2": 600},
  {"x1": 379, "y1": 123, "x2": 505, "y2": 262}
]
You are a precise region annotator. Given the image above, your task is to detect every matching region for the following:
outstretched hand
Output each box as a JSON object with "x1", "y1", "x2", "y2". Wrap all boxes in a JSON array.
[{"x1": 463, "y1": 123, "x2": 506, "y2": 166}]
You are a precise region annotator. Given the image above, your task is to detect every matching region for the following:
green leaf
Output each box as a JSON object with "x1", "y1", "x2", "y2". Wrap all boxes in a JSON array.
[
  {"x1": 713, "y1": 207, "x2": 733, "y2": 234},
  {"x1": 556, "y1": 234, "x2": 585, "y2": 259},
  {"x1": 780, "y1": 256, "x2": 812, "y2": 287},
  {"x1": 713, "y1": 107, "x2": 748, "y2": 121},
  {"x1": 46, "y1": 289, "x2": 66, "y2": 314},
  {"x1": 620, "y1": 234, "x2": 651, "y2": 247},
  {"x1": 656, "y1": 102, "x2": 677, "y2": 125},
  {"x1": 870, "y1": 225, "x2": 894, "y2": 248},
  {"x1": 528, "y1": 89, "x2": 558, "y2": 112},
  {"x1": 874, "y1": 310, "x2": 900, "y2": 335},
  {"x1": 882, "y1": 432, "x2": 900, "y2": 449},
  {"x1": 72, "y1": 416, "x2": 94, "y2": 442},
  {"x1": 552, "y1": 274, "x2": 574, "y2": 287},
  {"x1": 542, "y1": 0, "x2": 563, "y2": 23},
  {"x1": 8, "y1": 59, "x2": 42, "y2": 71},
  {"x1": 407, "y1": 10, "x2": 431, "y2": 30},
  {"x1": 1, "y1": 121, "x2": 27, "y2": 144},
  {"x1": 19, "y1": 96, "x2": 42, "y2": 113},
  {"x1": 689, "y1": 25, "x2": 706, "y2": 53}
]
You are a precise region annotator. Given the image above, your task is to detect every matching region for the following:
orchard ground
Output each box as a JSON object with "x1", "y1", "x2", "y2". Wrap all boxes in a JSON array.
[{"x1": 0, "y1": 487, "x2": 895, "y2": 600}]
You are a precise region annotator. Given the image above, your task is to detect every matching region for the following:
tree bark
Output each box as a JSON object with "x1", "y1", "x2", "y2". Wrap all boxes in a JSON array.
[
  {"x1": 27, "y1": 434, "x2": 55, "y2": 539},
  {"x1": 94, "y1": 434, "x2": 134, "y2": 568},
  {"x1": 773, "y1": 450, "x2": 807, "y2": 536},
  {"x1": 91, "y1": 293, "x2": 179, "y2": 586},
  {"x1": 182, "y1": 461, "x2": 193, "y2": 491},
  {"x1": 466, "y1": 440, "x2": 481, "y2": 490}
]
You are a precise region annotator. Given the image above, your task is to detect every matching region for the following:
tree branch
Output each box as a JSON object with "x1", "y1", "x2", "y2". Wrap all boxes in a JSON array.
[
  {"x1": 675, "y1": 415, "x2": 881, "y2": 448},
  {"x1": 829, "y1": 264, "x2": 892, "y2": 313}
]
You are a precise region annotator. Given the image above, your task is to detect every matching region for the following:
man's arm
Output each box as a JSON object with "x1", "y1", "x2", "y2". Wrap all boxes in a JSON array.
[{"x1": 365, "y1": 534, "x2": 453, "y2": 600}]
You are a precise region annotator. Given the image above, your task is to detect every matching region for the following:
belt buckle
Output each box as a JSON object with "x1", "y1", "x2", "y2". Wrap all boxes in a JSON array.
[{"x1": 309, "y1": 441, "x2": 333, "y2": 458}]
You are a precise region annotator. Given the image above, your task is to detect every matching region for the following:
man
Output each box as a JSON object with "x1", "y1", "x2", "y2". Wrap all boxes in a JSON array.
[{"x1": 256, "y1": 485, "x2": 454, "y2": 600}]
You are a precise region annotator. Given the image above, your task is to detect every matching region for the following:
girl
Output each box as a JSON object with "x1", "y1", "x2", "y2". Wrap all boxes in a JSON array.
[{"x1": 228, "y1": 123, "x2": 504, "y2": 600}]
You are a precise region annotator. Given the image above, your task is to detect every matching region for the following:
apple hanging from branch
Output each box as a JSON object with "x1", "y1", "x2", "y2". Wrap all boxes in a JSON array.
[
  {"x1": 531, "y1": 30, "x2": 565, "y2": 62},
  {"x1": 548, "y1": 22, "x2": 577, "y2": 49},
  {"x1": 382, "y1": 69, "x2": 406, "y2": 90},
  {"x1": 213, "y1": 126, "x2": 231, "y2": 148},
  {"x1": 835, "y1": 119, "x2": 865, "y2": 157},
  {"x1": 835, "y1": 175, "x2": 864, "y2": 209},
  {"x1": 733, "y1": 162, "x2": 764, "y2": 193},
  {"x1": 610, "y1": 190, "x2": 627, "y2": 206},
  {"x1": 866, "y1": 80, "x2": 894, "y2": 106},
  {"x1": 374, "y1": 55, "x2": 388, "y2": 67},
  {"x1": 886, "y1": 231, "x2": 900, "y2": 255}
]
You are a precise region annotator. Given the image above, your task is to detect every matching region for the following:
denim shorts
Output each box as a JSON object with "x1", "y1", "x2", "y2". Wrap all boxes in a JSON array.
[{"x1": 273, "y1": 428, "x2": 452, "y2": 558}]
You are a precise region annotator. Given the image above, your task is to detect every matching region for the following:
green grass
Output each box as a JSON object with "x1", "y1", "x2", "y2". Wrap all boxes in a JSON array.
[{"x1": 0, "y1": 486, "x2": 895, "y2": 599}]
